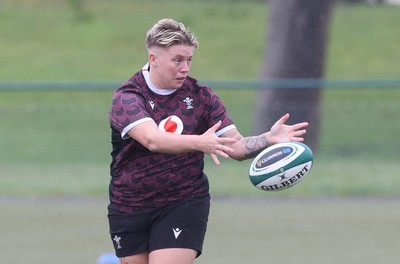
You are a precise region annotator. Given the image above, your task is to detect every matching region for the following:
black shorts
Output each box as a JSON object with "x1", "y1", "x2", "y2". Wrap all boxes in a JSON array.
[{"x1": 108, "y1": 195, "x2": 210, "y2": 258}]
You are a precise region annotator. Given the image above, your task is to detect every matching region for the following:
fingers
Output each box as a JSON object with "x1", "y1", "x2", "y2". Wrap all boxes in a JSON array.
[
  {"x1": 290, "y1": 128, "x2": 307, "y2": 142},
  {"x1": 289, "y1": 123, "x2": 308, "y2": 142},
  {"x1": 292, "y1": 122, "x2": 309, "y2": 130},
  {"x1": 209, "y1": 147, "x2": 231, "y2": 166},
  {"x1": 218, "y1": 137, "x2": 237, "y2": 145},
  {"x1": 210, "y1": 148, "x2": 230, "y2": 166},
  {"x1": 204, "y1": 121, "x2": 238, "y2": 165},
  {"x1": 269, "y1": 113, "x2": 310, "y2": 144},
  {"x1": 277, "y1": 114, "x2": 309, "y2": 129},
  {"x1": 277, "y1": 113, "x2": 290, "y2": 124},
  {"x1": 209, "y1": 120, "x2": 222, "y2": 132},
  {"x1": 209, "y1": 144, "x2": 235, "y2": 166},
  {"x1": 216, "y1": 145, "x2": 235, "y2": 156},
  {"x1": 294, "y1": 128, "x2": 307, "y2": 136},
  {"x1": 209, "y1": 145, "x2": 234, "y2": 158},
  {"x1": 210, "y1": 153, "x2": 220, "y2": 166}
]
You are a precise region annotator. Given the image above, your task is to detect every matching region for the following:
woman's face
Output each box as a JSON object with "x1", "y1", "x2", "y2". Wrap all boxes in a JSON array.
[{"x1": 148, "y1": 44, "x2": 195, "y2": 90}]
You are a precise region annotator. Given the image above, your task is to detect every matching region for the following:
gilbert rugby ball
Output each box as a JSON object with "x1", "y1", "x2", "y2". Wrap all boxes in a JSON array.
[{"x1": 249, "y1": 142, "x2": 313, "y2": 191}]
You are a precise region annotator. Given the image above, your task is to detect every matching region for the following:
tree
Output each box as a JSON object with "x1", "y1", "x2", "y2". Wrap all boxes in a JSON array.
[{"x1": 253, "y1": 0, "x2": 335, "y2": 151}]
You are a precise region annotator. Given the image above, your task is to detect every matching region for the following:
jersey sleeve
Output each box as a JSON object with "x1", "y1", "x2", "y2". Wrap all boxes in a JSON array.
[
  {"x1": 109, "y1": 87, "x2": 152, "y2": 139},
  {"x1": 204, "y1": 87, "x2": 236, "y2": 136}
]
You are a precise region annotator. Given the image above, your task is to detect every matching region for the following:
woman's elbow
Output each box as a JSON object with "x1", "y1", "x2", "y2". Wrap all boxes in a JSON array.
[{"x1": 145, "y1": 138, "x2": 163, "y2": 152}]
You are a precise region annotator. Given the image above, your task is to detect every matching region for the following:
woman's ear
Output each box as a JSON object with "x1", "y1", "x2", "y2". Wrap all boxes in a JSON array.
[{"x1": 149, "y1": 52, "x2": 157, "y2": 68}]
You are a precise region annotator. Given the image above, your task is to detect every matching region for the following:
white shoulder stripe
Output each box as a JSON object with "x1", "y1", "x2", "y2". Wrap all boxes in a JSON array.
[{"x1": 215, "y1": 124, "x2": 236, "y2": 137}]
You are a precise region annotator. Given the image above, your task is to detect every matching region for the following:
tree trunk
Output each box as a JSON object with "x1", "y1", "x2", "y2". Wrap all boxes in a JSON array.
[{"x1": 253, "y1": 0, "x2": 335, "y2": 151}]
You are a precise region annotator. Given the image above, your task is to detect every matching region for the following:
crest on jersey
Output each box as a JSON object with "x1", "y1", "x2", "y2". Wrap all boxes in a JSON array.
[
  {"x1": 158, "y1": 115, "x2": 184, "y2": 134},
  {"x1": 183, "y1": 97, "x2": 193, "y2": 109}
]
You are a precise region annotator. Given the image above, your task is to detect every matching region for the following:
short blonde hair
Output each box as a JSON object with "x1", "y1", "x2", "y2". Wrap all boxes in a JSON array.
[{"x1": 146, "y1": 18, "x2": 198, "y2": 50}]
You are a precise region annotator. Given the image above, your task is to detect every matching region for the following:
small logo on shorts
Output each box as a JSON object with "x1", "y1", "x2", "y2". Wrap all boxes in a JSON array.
[
  {"x1": 113, "y1": 235, "x2": 122, "y2": 249},
  {"x1": 173, "y1": 228, "x2": 183, "y2": 239}
]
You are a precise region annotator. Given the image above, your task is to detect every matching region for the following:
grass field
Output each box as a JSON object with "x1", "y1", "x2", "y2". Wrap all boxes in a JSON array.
[
  {"x1": 1, "y1": 1, "x2": 399, "y2": 80},
  {"x1": 1, "y1": 88, "x2": 399, "y2": 197},
  {"x1": 2, "y1": 197, "x2": 400, "y2": 264}
]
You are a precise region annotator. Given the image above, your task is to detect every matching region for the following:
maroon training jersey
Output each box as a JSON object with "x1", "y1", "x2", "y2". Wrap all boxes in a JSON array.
[{"x1": 109, "y1": 64, "x2": 235, "y2": 213}]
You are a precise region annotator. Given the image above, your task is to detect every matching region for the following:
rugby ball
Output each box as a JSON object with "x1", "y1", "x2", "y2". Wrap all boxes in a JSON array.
[{"x1": 249, "y1": 142, "x2": 313, "y2": 191}]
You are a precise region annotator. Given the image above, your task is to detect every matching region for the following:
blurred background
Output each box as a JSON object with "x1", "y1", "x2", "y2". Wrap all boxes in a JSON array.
[{"x1": 1, "y1": 0, "x2": 399, "y2": 263}]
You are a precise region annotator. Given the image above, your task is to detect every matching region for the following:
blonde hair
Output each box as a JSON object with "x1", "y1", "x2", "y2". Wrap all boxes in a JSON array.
[{"x1": 146, "y1": 18, "x2": 198, "y2": 50}]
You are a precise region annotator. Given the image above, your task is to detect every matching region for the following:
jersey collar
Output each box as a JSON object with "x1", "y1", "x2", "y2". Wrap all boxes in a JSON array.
[{"x1": 142, "y1": 63, "x2": 177, "y2": 96}]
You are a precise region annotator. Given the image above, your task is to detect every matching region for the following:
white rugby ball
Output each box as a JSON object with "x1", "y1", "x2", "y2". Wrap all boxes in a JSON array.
[{"x1": 249, "y1": 142, "x2": 313, "y2": 191}]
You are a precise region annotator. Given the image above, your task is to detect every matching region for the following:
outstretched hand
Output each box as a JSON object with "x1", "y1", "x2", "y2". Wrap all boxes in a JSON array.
[
  {"x1": 268, "y1": 113, "x2": 309, "y2": 145},
  {"x1": 200, "y1": 121, "x2": 237, "y2": 166}
]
